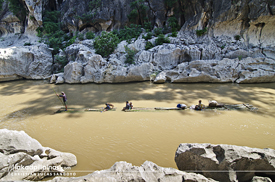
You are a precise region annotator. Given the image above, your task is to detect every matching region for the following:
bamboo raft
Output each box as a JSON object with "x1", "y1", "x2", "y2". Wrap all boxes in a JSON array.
[
  {"x1": 55, "y1": 104, "x2": 257, "y2": 113},
  {"x1": 124, "y1": 107, "x2": 156, "y2": 112},
  {"x1": 204, "y1": 103, "x2": 258, "y2": 111},
  {"x1": 154, "y1": 107, "x2": 185, "y2": 110},
  {"x1": 55, "y1": 107, "x2": 116, "y2": 113},
  {"x1": 85, "y1": 107, "x2": 117, "y2": 112}
]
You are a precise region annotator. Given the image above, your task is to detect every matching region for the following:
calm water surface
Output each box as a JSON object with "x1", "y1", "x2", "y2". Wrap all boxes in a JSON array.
[{"x1": 0, "y1": 80, "x2": 274, "y2": 176}]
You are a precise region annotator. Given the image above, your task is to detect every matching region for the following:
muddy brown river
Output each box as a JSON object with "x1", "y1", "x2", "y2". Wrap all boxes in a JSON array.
[{"x1": 0, "y1": 80, "x2": 274, "y2": 176}]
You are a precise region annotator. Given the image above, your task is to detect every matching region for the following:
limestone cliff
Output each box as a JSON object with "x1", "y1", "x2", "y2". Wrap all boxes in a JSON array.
[{"x1": 0, "y1": 0, "x2": 274, "y2": 83}]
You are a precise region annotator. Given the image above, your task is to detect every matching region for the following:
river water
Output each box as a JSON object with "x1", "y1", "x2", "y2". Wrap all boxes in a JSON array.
[{"x1": 0, "y1": 80, "x2": 274, "y2": 176}]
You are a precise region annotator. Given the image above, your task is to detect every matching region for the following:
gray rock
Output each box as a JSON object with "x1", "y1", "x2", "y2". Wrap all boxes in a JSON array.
[
  {"x1": 236, "y1": 57, "x2": 275, "y2": 83},
  {"x1": 175, "y1": 143, "x2": 275, "y2": 182},
  {"x1": 125, "y1": 63, "x2": 154, "y2": 82},
  {"x1": 251, "y1": 176, "x2": 272, "y2": 182},
  {"x1": 64, "y1": 62, "x2": 83, "y2": 83},
  {"x1": 0, "y1": 129, "x2": 77, "y2": 181},
  {"x1": 154, "y1": 71, "x2": 167, "y2": 83},
  {"x1": 0, "y1": 44, "x2": 52, "y2": 82},
  {"x1": 48, "y1": 161, "x2": 217, "y2": 182},
  {"x1": 56, "y1": 75, "x2": 65, "y2": 84}
]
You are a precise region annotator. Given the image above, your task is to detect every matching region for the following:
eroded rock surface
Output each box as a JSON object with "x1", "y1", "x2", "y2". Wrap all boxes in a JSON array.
[
  {"x1": 0, "y1": 129, "x2": 77, "y2": 181},
  {"x1": 49, "y1": 161, "x2": 217, "y2": 182},
  {"x1": 175, "y1": 143, "x2": 275, "y2": 182}
]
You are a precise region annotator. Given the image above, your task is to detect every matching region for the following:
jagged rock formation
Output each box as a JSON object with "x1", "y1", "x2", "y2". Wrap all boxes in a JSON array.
[
  {"x1": 49, "y1": 33, "x2": 275, "y2": 84},
  {"x1": 0, "y1": 0, "x2": 274, "y2": 83},
  {"x1": 175, "y1": 143, "x2": 275, "y2": 182},
  {"x1": 49, "y1": 161, "x2": 218, "y2": 182},
  {"x1": 0, "y1": 129, "x2": 77, "y2": 181},
  {"x1": 0, "y1": 41, "x2": 52, "y2": 81}
]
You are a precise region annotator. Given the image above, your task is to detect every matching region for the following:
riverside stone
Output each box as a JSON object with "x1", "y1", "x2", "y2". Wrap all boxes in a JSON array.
[
  {"x1": 0, "y1": 44, "x2": 52, "y2": 82},
  {"x1": 0, "y1": 129, "x2": 77, "y2": 181},
  {"x1": 64, "y1": 62, "x2": 83, "y2": 83},
  {"x1": 48, "y1": 161, "x2": 217, "y2": 182},
  {"x1": 175, "y1": 143, "x2": 275, "y2": 182}
]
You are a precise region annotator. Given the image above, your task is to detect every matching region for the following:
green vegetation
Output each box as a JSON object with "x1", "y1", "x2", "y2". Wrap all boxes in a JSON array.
[
  {"x1": 8, "y1": 0, "x2": 28, "y2": 21},
  {"x1": 142, "y1": 32, "x2": 153, "y2": 40},
  {"x1": 154, "y1": 28, "x2": 163, "y2": 36},
  {"x1": 0, "y1": 0, "x2": 4, "y2": 10},
  {"x1": 196, "y1": 27, "x2": 208, "y2": 36},
  {"x1": 37, "y1": 11, "x2": 77, "y2": 55},
  {"x1": 112, "y1": 24, "x2": 142, "y2": 43},
  {"x1": 234, "y1": 35, "x2": 241, "y2": 41},
  {"x1": 144, "y1": 21, "x2": 152, "y2": 32},
  {"x1": 155, "y1": 34, "x2": 170, "y2": 46},
  {"x1": 164, "y1": 0, "x2": 177, "y2": 9},
  {"x1": 168, "y1": 16, "x2": 180, "y2": 37},
  {"x1": 238, "y1": 56, "x2": 242, "y2": 61},
  {"x1": 128, "y1": 0, "x2": 148, "y2": 26},
  {"x1": 124, "y1": 46, "x2": 137, "y2": 64},
  {"x1": 93, "y1": 31, "x2": 120, "y2": 57},
  {"x1": 171, "y1": 31, "x2": 178, "y2": 37},
  {"x1": 24, "y1": 42, "x2": 32, "y2": 46},
  {"x1": 86, "y1": 31, "x2": 95, "y2": 39},
  {"x1": 78, "y1": 33, "x2": 84, "y2": 41},
  {"x1": 145, "y1": 41, "x2": 154, "y2": 50},
  {"x1": 54, "y1": 55, "x2": 69, "y2": 72},
  {"x1": 76, "y1": 0, "x2": 101, "y2": 23}
]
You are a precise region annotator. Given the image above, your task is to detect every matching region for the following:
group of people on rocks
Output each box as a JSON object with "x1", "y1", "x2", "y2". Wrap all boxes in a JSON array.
[{"x1": 57, "y1": 91, "x2": 204, "y2": 111}]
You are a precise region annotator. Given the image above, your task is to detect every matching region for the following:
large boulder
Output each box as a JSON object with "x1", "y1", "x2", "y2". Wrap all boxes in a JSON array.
[
  {"x1": 125, "y1": 63, "x2": 154, "y2": 82},
  {"x1": 153, "y1": 57, "x2": 275, "y2": 83},
  {"x1": 0, "y1": 129, "x2": 77, "y2": 181},
  {"x1": 0, "y1": 44, "x2": 52, "y2": 82},
  {"x1": 175, "y1": 143, "x2": 275, "y2": 182},
  {"x1": 64, "y1": 62, "x2": 83, "y2": 83},
  {"x1": 49, "y1": 161, "x2": 217, "y2": 182}
]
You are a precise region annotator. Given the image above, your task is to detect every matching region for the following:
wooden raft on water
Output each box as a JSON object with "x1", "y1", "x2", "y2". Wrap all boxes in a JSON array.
[
  {"x1": 204, "y1": 103, "x2": 258, "y2": 111},
  {"x1": 55, "y1": 107, "x2": 116, "y2": 113},
  {"x1": 55, "y1": 104, "x2": 257, "y2": 113}
]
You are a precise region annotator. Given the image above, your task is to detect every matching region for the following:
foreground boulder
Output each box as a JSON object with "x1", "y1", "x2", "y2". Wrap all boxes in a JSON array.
[
  {"x1": 49, "y1": 161, "x2": 217, "y2": 182},
  {"x1": 0, "y1": 129, "x2": 77, "y2": 181},
  {"x1": 175, "y1": 143, "x2": 275, "y2": 182}
]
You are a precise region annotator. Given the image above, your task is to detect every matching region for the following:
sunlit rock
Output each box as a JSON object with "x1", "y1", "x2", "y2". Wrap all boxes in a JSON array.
[
  {"x1": 175, "y1": 143, "x2": 275, "y2": 182},
  {"x1": 125, "y1": 63, "x2": 154, "y2": 82},
  {"x1": 64, "y1": 62, "x2": 83, "y2": 83},
  {"x1": 0, "y1": 129, "x2": 77, "y2": 181},
  {"x1": 48, "y1": 161, "x2": 217, "y2": 182},
  {"x1": 0, "y1": 44, "x2": 52, "y2": 82}
]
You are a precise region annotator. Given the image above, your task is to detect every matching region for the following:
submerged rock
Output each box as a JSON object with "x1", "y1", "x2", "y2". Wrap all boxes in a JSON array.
[{"x1": 175, "y1": 143, "x2": 275, "y2": 182}]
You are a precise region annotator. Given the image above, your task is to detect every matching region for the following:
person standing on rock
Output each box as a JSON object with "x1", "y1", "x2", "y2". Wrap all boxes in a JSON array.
[{"x1": 57, "y1": 92, "x2": 67, "y2": 111}]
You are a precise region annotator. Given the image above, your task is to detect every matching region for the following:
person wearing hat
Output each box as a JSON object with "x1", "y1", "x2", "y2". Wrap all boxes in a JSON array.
[
  {"x1": 57, "y1": 91, "x2": 67, "y2": 111},
  {"x1": 103, "y1": 103, "x2": 114, "y2": 112}
]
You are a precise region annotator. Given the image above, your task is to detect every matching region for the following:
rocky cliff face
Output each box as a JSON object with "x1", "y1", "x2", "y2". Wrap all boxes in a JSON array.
[{"x1": 0, "y1": 0, "x2": 274, "y2": 83}]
